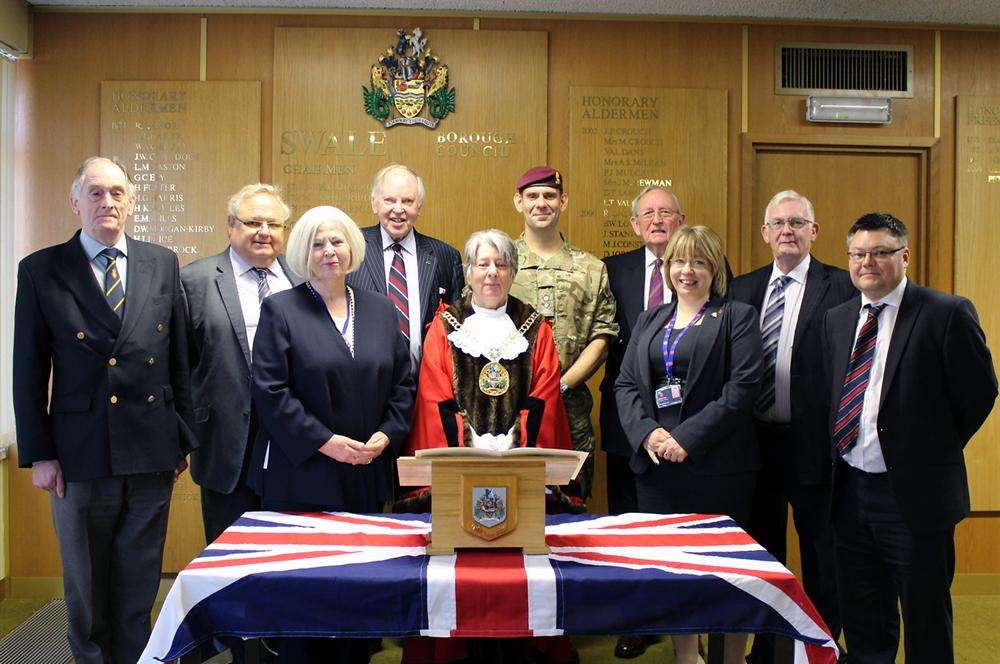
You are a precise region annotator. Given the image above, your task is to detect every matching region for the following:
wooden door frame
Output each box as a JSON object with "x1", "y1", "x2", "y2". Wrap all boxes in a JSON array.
[{"x1": 739, "y1": 134, "x2": 939, "y2": 283}]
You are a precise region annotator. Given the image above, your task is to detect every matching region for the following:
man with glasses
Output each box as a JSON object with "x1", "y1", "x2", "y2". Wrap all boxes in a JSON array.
[
  {"x1": 731, "y1": 190, "x2": 855, "y2": 663},
  {"x1": 822, "y1": 212, "x2": 996, "y2": 664},
  {"x1": 182, "y1": 184, "x2": 300, "y2": 541},
  {"x1": 181, "y1": 183, "x2": 302, "y2": 662}
]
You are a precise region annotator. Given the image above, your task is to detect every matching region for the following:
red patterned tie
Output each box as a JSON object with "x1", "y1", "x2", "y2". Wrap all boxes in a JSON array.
[
  {"x1": 387, "y1": 243, "x2": 410, "y2": 340},
  {"x1": 647, "y1": 258, "x2": 664, "y2": 310},
  {"x1": 832, "y1": 303, "x2": 886, "y2": 455}
]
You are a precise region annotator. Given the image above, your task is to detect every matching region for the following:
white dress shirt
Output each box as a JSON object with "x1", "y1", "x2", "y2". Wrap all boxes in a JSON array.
[
  {"x1": 380, "y1": 226, "x2": 422, "y2": 367},
  {"x1": 842, "y1": 276, "x2": 907, "y2": 473},
  {"x1": 80, "y1": 231, "x2": 129, "y2": 295},
  {"x1": 759, "y1": 254, "x2": 810, "y2": 423},
  {"x1": 229, "y1": 248, "x2": 293, "y2": 351},
  {"x1": 642, "y1": 246, "x2": 672, "y2": 309}
]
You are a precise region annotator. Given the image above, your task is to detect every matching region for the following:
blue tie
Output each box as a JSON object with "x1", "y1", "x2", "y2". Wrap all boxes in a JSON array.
[{"x1": 756, "y1": 275, "x2": 790, "y2": 414}]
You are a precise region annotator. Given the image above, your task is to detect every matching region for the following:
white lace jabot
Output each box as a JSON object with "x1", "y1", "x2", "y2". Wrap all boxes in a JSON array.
[{"x1": 447, "y1": 301, "x2": 529, "y2": 360}]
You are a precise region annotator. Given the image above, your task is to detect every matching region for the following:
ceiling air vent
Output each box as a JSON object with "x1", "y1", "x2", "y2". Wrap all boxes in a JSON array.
[{"x1": 776, "y1": 43, "x2": 913, "y2": 98}]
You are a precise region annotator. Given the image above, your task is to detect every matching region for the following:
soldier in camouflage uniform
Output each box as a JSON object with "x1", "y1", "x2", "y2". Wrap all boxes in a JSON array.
[{"x1": 509, "y1": 166, "x2": 619, "y2": 501}]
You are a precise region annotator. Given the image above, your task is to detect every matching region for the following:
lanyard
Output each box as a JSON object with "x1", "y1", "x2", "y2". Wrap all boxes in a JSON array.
[{"x1": 661, "y1": 301, "x2": 710, "y2": 381}]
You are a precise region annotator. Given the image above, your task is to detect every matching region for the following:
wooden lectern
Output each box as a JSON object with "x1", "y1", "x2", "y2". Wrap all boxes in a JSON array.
[{"x1": 397, "y1": 449, "x2": 586, "y2": 555}]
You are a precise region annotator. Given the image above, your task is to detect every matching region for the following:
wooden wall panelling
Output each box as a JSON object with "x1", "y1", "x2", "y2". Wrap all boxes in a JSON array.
[
  {"x1": 954, "y1": 96, "x2": 1000, "y2": 512},
  {"x1": 747, "y1": 25, "x2": 935, "y2": 139},
  {"x1": 272, "y1": 27, "x2": 547, "y2": 245},
  {"x1": 205, "y1": 14, "x2": 474, "y2": 184},
  {"x1": 741, "y1": 135, "x2": 934, "y2": 277}
]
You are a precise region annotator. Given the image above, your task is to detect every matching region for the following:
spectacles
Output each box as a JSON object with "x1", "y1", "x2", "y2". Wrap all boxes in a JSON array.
[
  {"x1": 234, "y1": 216, "x2": 286, "y2": 232},
  {"x1": 639, "y1": 208, "x2": 682, "y2": 222},
  {"x1": 847, "y1": 247, "x2": 905, "y2": 262},
  {"x1": 668, "y1": 258, "x2": 710, "y2": 269},
  {"x1": 764, "y1": 217, "x2": 811, "y2": 230}
]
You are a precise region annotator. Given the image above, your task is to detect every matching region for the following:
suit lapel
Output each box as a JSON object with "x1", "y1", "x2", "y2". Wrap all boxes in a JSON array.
[
  {"x1": 792, "y1": 258, "x2": 830, "y2": 351},
  {"x1": 879, "y1": 282, "x2": 921, "y2": 407},
  {"x1": 414, "y1": 230, "x2": 438, "y2": 324},
  {"x1": 52, "y1": 232, "x2": 121, "y2": 336},
  {"x1": 748, "y1": 268, "x2": 770, "y2": 315},
  {"x1": 635, "y1": 303, "x2": 676, "y2": 413},
  {"x1": 682, "y1": 299, "x2": 725, "y2": 398},
  {"x1": 830, "y1": 298, "x2": 862, "y2": 398},
  {"x1": 621, "y1": 249, "x2": 646, "y2": 328},
  {"x1": 362, "y1": 227, "x2": 387, "y2": 294},
  {"x1": 214, "y1": 250, "x2": 252, "y2": 366},
  {"x1": 114, "y1": 236, "x2": 153, "y2": 351}
]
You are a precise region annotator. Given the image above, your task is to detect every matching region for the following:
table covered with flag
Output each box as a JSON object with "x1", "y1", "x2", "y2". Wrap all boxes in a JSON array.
[{"x1": 140, "y1": 511, "x2": 838, "y2": 664}]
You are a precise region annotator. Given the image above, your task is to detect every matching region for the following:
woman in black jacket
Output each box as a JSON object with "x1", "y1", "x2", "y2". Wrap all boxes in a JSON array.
[{"x1": 615, "y1": 225, "x2": 762, "y2": 664}]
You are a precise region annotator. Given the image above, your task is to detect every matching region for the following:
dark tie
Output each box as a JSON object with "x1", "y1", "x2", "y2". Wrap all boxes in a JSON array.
[
  {"x1": 387, "y1": 243, "x2": 410, "y2": 340},
  {"x1": 756, "y1": 275, "x2": 790, "y2": 413},
  {"x1": 253, "y1": 267, "x2": 271, "y2": 303},
  {"x1": 832, "y1": 303, "x2": 887, "y2": 455},
  {"x1": 100, "y1": 247, "x2": 125, "y2": 318},
  {"x1": 647, "y1": 258, "x2": 664, "y2": 310}
]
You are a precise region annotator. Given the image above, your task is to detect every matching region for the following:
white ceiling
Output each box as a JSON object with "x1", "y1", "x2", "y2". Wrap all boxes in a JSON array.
[{"x1": 23, "y1": 0, "x2": 1000, "y2": 28}]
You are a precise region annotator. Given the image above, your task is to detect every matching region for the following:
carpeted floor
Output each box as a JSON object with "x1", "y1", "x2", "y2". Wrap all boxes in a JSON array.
[{"x1": 1, "y1": 595, "x2": 997, "y2": 663}]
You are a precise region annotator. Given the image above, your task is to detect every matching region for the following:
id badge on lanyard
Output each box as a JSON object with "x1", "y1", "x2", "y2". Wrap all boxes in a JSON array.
[{"x1": 655, "y1": 301, "x2": 710, "y2": 409}]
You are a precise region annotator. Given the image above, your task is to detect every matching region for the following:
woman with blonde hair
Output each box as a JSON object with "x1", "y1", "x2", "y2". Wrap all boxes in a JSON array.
[{"x1": 615, "y1": 225, "x2": 762, "y2": 664}]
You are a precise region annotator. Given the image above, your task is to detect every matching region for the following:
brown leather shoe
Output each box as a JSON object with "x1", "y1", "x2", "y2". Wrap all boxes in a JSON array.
[{"x1": 614, "y1": 635, "x2": 648, "y2": 659}]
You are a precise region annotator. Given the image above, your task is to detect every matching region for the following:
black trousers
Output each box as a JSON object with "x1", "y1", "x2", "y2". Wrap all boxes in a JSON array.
[
  {"x1": 747, "y1": 423, "x2": 841, "y2": 664},
  {"x1": 833, "y1": 462, "x2": 956, "y2": 664},
  {"x1": 605, "y1": 451, "x2": 638, "y2": 515}
]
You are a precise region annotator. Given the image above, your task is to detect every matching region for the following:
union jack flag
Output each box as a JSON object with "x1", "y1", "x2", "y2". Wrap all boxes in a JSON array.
[{"x1": 140, "y1": 512, "x2": 837, "y2": 664}]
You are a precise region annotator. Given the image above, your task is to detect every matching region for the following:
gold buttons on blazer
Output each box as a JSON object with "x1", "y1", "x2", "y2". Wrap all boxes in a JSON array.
[
  {"x1": 147, "y1": 394, "x2": 156, "y2": 403},
  {"x1": 108, "y1": 358, "x2": 117, "y2": 366},
  {"x1": 76, "y1": 332, "x2": 85, "y2": 340},
  {"x1": 109, "y1": 395, "x2": 118, "y2": 404},
  {"x1": 156, "y1": 323, "x2": 165, "y2": 332}
]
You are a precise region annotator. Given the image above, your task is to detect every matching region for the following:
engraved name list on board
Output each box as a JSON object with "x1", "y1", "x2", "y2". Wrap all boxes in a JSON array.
[
  {"x1": 101, "y1": 81, "x2": 261, "y2": 266},
  {"x1": 568, "y1": 87, "x2": 727, "y2": 258}
]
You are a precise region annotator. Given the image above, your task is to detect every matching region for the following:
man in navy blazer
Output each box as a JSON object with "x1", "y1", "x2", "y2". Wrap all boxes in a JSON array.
[
  {"x1": 346, "y1": 163, "x2": 464, "y2": 373},
  {"x1": 182, "y1": 184, "x2": 303, "y2": 547},
  {"x1": 13, "y1": 157, "x2": 196, "y2": 664},
  {"x1": 823, "y1": 212, "x2": 996, "y2": 664},
  {"x1": 731, "y1": 190, "x2": 855, "y2": 664}
]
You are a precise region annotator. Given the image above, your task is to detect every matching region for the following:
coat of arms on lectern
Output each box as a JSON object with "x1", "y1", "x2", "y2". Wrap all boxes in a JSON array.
[
  {"x1": 363, "y1": 28, "x2": 456, "y2": 129},
  {"x1": 462, "y1": 475, "x2": 518, "y2": 541}
]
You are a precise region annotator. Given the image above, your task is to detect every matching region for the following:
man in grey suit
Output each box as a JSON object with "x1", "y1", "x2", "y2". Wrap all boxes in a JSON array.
[
  {"x1": 14, "y1": 157, "x2": 196, "y2": 664},
  {"x1": 182, "y1": 183, "x2": 301, "y2": 547}
]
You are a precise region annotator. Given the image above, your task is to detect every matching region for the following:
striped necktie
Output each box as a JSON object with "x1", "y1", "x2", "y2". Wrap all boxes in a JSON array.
[
  {"x1": 100, "y1": 247, "x2": 125, "y2": 318},
  {"x1": 387, "y1": 243, "x2": 410, "y2": 340},
  {"x1": 756, "y1": 275, "x2": 790, "y2": 414},
  {"x1": 253, "y1": 267, "x2": 271, "y2": 302},
  {"x1": 832, "y1": 303, "x2": 887, "y2": 455},
  {"x1": 647, "y1": 258, "x2": 664, "y2": 310}
]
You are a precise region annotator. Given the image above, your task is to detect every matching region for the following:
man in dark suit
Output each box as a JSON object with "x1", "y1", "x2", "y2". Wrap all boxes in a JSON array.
[
  {"x1": 731, "y1": 190, "x2": 855, "y2": 664},
  {"x1": 823, "y1": 212, "x2": 996, "y2": 664},
  {"x1": 182, "y1": 183, "x2": 302, "y2": 545},
  {"x1": 347, "y1": 163, "x2": 464, "y2": 373},
  {"x1": 13, "y1": 156, "x2": 196, "y2": 664}
]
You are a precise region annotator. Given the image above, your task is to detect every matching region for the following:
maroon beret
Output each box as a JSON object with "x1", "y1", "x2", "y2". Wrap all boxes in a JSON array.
[{"x1": 516, "y1": 166, "x2": 563, "y2": 192}]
